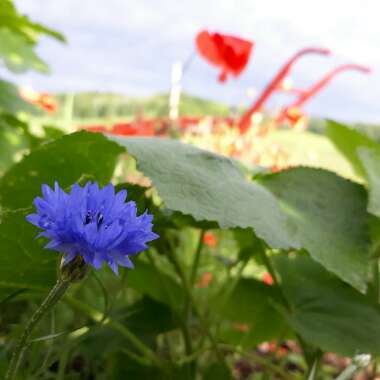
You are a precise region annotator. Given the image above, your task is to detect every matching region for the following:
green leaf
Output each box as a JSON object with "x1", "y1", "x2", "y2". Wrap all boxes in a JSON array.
[
  {"x1": 0, "y1": 28, "x2": 49, "y2": 73},
  {"x1": 0, "y1": 131, "x2": 123, "y2": 209},
  {"x1": 357, "y1": 147, "x2": 380, "y2": 218},
  {"x1": 83, "y1": 297, "x2": 178, "y2": 359},
  {"x1": 275, "y1": 256, "x2": 380, "y2": 356},
  {"x1": 325, "y1": 120, "x2": 378, "y2": 179},
  {"x1": 216, "y1": 278, "x2": 288, "y2": 347},
  {"x1": 0, "y1": 209, "x2": 57, "y2": 294},
  {"x1": 259, "y1": 167, "x2": 370, "y2": 292},
  {"x1": 0, "y1": 79, "x2": 34, "y2": 113},
  {"x1": 127, "y1": 259, "x2": 186, "y2": 309},
  {"x1": 108, "y1": 136, "x2": 296, "y2": 250},
  {"x1": 0, "y1": 0, "x2": 65, "y2": 44}
]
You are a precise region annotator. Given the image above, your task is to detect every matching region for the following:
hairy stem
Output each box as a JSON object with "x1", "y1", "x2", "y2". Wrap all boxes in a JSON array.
[{"x1": 5, "y1": 280, "x2": 70, "y2": 380}]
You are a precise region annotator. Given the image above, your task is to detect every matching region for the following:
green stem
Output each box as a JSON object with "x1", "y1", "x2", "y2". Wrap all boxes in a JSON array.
[
  {"x1": 190, "y1": 230, "x2": 206, "y2": 286},
  {"x1": 146, "y1": 252, "x2": 192, "y2": 377},
  {"x1": 165, "y1": 246, "x2": 225, "y2": 364},
  {"x1": 5, "y1": 279, "x2": 70, "y2": 380},
  {"x1": 372, "y1": 259, "x2": 380, "y2": 303},
  {"x1": 64, "y1": 296, "x2": 165, "y2": 370},
  {"x1": 258, "y1": 248, "x2": 289, "y2": 309}
]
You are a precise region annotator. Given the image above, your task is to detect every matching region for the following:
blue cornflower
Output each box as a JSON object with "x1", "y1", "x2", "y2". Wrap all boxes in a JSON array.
[{"x1": 26, "y1": 182, "x2": 159, "y2": 274}]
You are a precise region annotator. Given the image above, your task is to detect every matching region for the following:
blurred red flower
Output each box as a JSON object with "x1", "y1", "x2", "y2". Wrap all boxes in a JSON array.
[
  {"x1": 19, "y1": 86, "x2": 58, "y2": 113},
  {"x1": 196, "y1": 30, "x2": 253, "y2": 83},
  {"x1": 196, "y1": 271, "x2": 213, "y2": 288},
  {"x1": 262, "y1": 272, "x2": 274, "y2": 285},
  {"x1": 203, "y1": 231, "x2": 218, "y2": 248}
]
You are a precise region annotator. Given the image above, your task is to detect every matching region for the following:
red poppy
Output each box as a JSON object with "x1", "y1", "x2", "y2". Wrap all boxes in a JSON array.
[
  {"x1": 196, "y1": 30, "x2": 253, "y2": 83},
  {"x1": 238, "y1": 47, "x2": 331, "y2": 133}
]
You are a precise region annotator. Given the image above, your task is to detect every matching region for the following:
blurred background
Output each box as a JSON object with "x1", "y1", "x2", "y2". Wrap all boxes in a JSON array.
[{"x1": 6, "y1": 0, "x2": 380, "y2": 122}]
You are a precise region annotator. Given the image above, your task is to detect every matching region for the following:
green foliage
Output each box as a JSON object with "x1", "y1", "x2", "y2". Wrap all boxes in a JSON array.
[
  {"x1": 275, "y1": 256, "x2": 380, "y2": 356},
  {"x1": 126, "y1": 259, "x2": 186, "y2": 309},
  {"x1": 358, "y1": 147, "x2": 380, "y2": 217},
  {"x1": 326, "y1": 120, "x2": 379, "y2": 179},
  {"x1": 0, "y1": 131, "x2": 123, "y2": 209},
  {"x1": 216, "y1": 278, "x2": 289, "y2": 347},
  {"x1": 109, "y1": 136, "x2": 295, "y2": 249},
  {"x1": 1, "y1": 3, "x2": 380, "y2": 377},
  {"x1": 259, "y1": 167, "x2": 370, "y2": 292},
  {"x1": 0, "y1": 0, "x2": 64, "y2": 73}
]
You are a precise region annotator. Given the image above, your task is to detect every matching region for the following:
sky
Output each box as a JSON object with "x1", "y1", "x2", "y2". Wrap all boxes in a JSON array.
[{"x1": 9, "y1": 0, "x2": 380, "y2": 123}]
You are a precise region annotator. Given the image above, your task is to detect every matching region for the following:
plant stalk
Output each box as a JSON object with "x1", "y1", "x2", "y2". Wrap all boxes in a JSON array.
[{"x1": 5, "y1": 279, "x2": 70, "y2": 380}]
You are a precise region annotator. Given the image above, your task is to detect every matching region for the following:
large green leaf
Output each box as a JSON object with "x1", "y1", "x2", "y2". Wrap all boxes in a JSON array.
[
  {"x1": 325, "y1": 120, "x2": 378, "y2": 179},
  {"x1": 275, "y1": 256, "x2": 380, "y2": 356},
  {"x1": 0, "y1": 131, "x2": 123, "y2": 209},
  {"x1": 259, "y1": 167, "x2": 370, "y2": 292},
  {"x1": 358, "y1": 147, "x2": 380, "y2": 218},
  {"x1": 109, "y1": 136, "x2": 296, "y2": 250},
  {"x1": 0, "y1": 209, "x2": 57, "y2": 294}
]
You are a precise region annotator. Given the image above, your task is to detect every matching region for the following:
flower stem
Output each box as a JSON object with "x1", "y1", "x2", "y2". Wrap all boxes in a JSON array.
[
  {"x1": 5, "y1": 279, "x2": 70, "y2": 380},
  {"x1": 64, "y1": 296, "x2": 165, "y2": 370}
]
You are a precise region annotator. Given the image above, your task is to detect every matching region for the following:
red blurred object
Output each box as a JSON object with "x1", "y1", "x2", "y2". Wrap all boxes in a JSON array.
[
  {"x1": 196, "y1": 271, "x2": 213, "y2": 288},
  {"x1": 262, "y1": 272, "x2": 274, "y2": 285},
  {"x1": 19, "y1": 86, "x2": 58, "y2": 113},
  {"x1": 279, "y1": 106, "x2": 308, "y2": 129},
  {"x1": 196, "y1": 30, "x2": 253, "y2": 83},
  {"x1": 277, "y1": 64, "x2": 371, "y2": 125},
  {"x1": 203, "y1": 231, "x2": 218, "y2": 248},
  {"x1": 111, "y1": 119, "x2": 155, "y2": 136},
  {"x1": 178, "y1": 116, "x2": 203, "y2": 130},
  {"x1": 238, "y1": 47, "x2": 331, "y2": 133}
]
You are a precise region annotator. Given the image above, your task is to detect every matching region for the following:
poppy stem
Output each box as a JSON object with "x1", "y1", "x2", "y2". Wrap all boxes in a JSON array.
[{"x1": 5, "y1": 279, "x2": 71, "y2": 380}]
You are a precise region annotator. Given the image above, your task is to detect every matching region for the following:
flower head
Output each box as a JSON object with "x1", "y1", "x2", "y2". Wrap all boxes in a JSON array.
[
  {"x1": 26, "y1": 182, "x2": 159, "y2": 274},
  {"x1": 196, "y1": 30, "x2": 253, "y2": 83}
]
